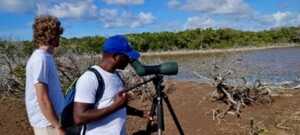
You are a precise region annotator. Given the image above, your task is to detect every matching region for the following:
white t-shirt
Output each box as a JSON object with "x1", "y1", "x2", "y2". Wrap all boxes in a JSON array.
[
  {"x1": 25, "y1": 49, "x2": 65, "y2": 128},
  {"x1": 74, "y1": 65, "x2": 126, "y2": 135}
]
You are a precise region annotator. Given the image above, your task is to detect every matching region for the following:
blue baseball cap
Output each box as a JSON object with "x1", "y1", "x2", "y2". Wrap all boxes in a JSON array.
[{"x1": 102, "y1": 35, "x2": 140, "y2": 60}]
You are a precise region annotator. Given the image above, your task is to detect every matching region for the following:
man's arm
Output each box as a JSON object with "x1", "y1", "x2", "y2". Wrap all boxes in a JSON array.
[
  {"x1": 126, "y1": 105, "x2": 144, "y2": 117},
  {"x1": 127, "y1": 105, "x2": 153, "y2": 121},
  {"x1": 35, "y1": 82, "x2": 63, "y2": 131},
  {"x1": 73, "y1": 91, "x2": 127, "y2": 125}
]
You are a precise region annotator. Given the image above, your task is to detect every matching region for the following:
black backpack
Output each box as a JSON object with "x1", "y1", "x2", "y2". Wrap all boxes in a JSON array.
[{"x1": 61, "y1": 67, "x2": 105, "y2": 135}]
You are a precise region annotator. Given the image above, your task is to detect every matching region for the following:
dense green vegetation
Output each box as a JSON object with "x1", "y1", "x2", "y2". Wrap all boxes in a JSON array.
[
  {"x1": 128, "y1": 27, "x2": 300, "y2": 52},
  {"x1": 1, "y1": 26, "x2": 300, "y2": 54}
]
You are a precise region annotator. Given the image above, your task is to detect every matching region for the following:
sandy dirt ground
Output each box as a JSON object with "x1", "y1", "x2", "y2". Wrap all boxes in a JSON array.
[{"x1": 1, "y1": 80, "x2": 300, "y2": 135}]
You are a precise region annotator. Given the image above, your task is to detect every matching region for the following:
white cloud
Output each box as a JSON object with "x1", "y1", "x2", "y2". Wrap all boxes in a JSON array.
[
  {"x1": 37, "y1": 0, "x2": 97, "y2": 19},
  {"x1": 102, "y1": 0, "x2": 144, "y2": 5},
  {"x1": 135, "y1": 12, "x2": 155, "y2": 26},
  {"x1": 184, "y1": 16, "x2": 215, "y2": 29},
  {"x1": 297, "y1": 14, "x2": 300, "y2": 24},
  {"x1": 99, "y1": 9, "x2": 155, "y2": 28},
  {"x1": 257, "y1": 11, "x2": 300, "y2": 28},
  {"x1": 168, "y1": 0, "x2": 180, "y2": 8},
  {"x1": 272, "y1": 12, "x2": 292, "y2": 26},
  {"x1": 0, "y1": 0, "x2": 35, "y2": 12},
  {"x1": 34, "y1": 0, "x2": 154, "y2": 28},
  {"x1": 183, "y1": 15, "x2": 266, "y2": 31},
  {"x1": 273, "y1": 12, "x2": 290, "y2": 22},
  {"x1": 183, "y1": 11, "x2": 300, "y2": 31},
  {"x1": 169, "y1": 0, "x2": 252, "y2": 16}
]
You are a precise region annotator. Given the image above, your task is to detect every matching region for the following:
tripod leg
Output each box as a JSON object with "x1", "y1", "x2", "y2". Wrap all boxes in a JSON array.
[
  {"x1": 157, "y1": 96, "x2": 164, "y2": 135},
  {"x1": 146, "y1": 97, "x2": 157, "y2": 134},
  {"x1": 163, "y1": 93, "x2": 185, "y2": 135}
]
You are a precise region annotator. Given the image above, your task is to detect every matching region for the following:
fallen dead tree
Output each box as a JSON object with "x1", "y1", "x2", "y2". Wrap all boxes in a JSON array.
[
  {"x1": 213, "y1": 76, "x2": 272, "y2": 119},
  {"x1": 194, "y1": 71, "x2": 273, "y2": 121},
  {"x1": 192, "y1": 52, "x2": 276, "y2": 121}
]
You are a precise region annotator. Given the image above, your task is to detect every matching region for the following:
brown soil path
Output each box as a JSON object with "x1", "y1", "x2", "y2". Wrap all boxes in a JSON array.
[{"x1": 1, "y1": 81, "x2": 300, "y2": 135}]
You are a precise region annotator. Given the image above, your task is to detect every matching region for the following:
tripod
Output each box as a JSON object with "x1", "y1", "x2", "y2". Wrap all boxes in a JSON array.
[
  {"x1": 125, "y1": 75, "x2": 184, "y2": 135},
  {"x1": 144, "y1": 75, "x2": 184, "y2": 135}
]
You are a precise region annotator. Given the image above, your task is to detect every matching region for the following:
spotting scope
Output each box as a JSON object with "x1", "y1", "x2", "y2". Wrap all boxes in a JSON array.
[{"x1": 130, "y1": 60, "x2": 178, "y2": 76}]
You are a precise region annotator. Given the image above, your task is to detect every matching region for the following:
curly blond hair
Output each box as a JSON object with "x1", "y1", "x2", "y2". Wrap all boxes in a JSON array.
[{"x1": 33, "y1": 15, "x2": 63, "y2": 47}]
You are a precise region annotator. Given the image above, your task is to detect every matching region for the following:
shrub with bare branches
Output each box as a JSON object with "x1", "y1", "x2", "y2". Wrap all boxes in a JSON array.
[
  {"x1": 193, "y1": 52, "x2": 274, "y2": 121},
  {"x1": 0, "y1": 41, "x2": 27, "y2": 97}
]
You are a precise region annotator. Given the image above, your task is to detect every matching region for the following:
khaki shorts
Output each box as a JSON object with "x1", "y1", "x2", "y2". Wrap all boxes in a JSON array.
[{"x1": 33, "y1": 127, "x2": 56, "y2": 135}]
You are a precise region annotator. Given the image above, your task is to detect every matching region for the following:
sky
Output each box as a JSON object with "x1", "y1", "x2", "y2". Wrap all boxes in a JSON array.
[{"x1": 0, "y1": 0, "x2": 299, "y2": 40}]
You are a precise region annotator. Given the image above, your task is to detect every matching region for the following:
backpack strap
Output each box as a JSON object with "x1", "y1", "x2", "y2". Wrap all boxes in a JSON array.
[
  {"x1": 77, "y1": 67, "x2": 105, "y2": 135},
  {"x1": 87, "y1": 67, "x2": 105, "y2": 105},
  {"x1": 116, "y1": 71, "x2": 125, "y2": 86}
]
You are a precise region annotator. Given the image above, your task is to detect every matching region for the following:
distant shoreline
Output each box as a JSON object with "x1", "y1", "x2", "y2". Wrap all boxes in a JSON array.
[
  {"x1": 141, "y1": 43, "x2": 300, "y2": 57},
  {"x1": 66, "y1": 43, "x2": 300, "y2": 59}
]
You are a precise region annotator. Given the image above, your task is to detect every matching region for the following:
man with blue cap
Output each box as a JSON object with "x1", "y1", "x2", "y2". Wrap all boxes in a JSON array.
[{"x1": 72, "y1": 35, "x2": 147, "y2": 135}]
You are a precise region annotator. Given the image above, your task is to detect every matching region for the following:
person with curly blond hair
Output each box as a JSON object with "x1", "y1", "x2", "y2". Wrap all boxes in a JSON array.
[{"x1": 25, "y1": 15, "x2": 65, "y2": 135}]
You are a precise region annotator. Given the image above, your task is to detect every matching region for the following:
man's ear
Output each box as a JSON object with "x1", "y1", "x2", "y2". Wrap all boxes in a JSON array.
[{"x1": 112, "y1": 54, "x2": 120, "y2": 62}]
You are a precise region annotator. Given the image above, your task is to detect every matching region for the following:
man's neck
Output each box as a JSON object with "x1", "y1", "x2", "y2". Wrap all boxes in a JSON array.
[
  {"x1": 39, "y1": 45, "x2": 54, "y2": 54},
  {"x1": 99, "y1": 61, "x2": 116, "y2": 73}
]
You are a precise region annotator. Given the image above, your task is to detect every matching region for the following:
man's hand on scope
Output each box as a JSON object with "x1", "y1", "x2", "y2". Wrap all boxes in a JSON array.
[{"x1": 112, "y1": 91, "x2": 128, "y2": 110}]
